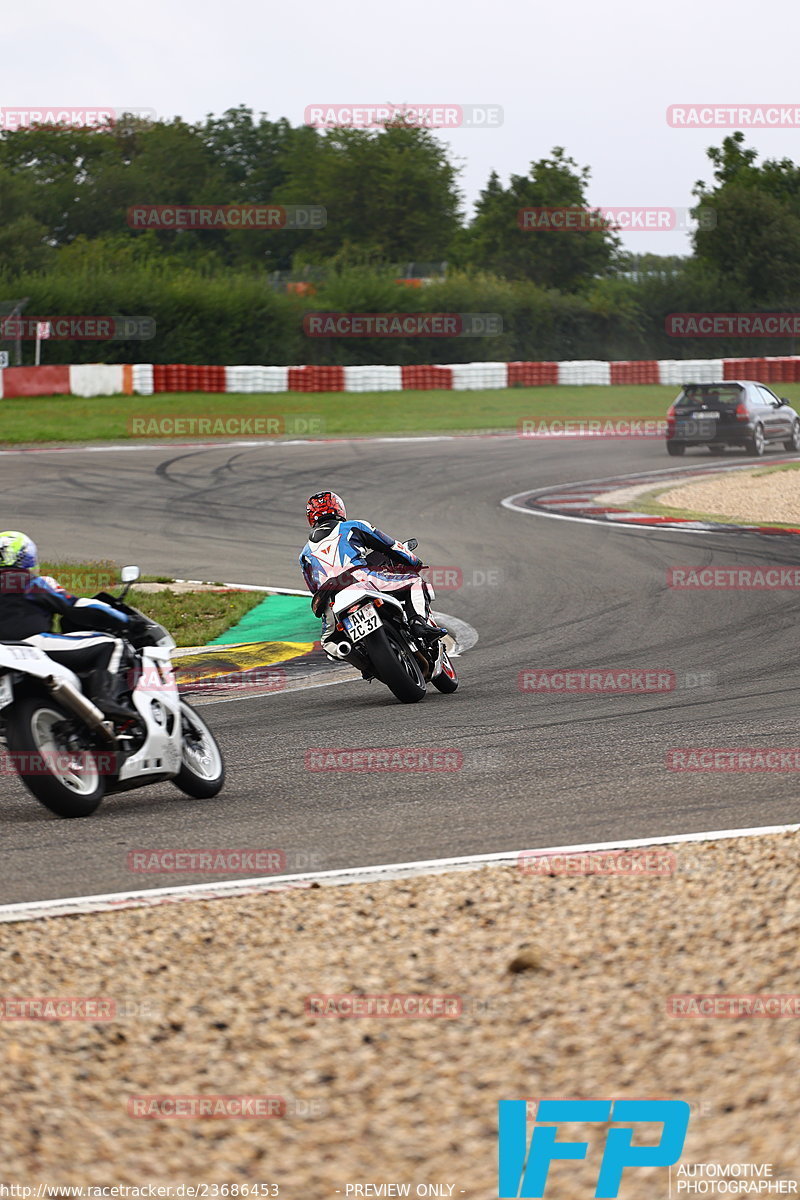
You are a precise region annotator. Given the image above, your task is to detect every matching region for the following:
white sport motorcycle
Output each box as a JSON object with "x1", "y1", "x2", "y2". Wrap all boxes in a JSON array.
[
  {"x1": 313, "y1": 539, "x2": 459, "y2": 704},
  {"x1": 0, "y1": 566, "x2": 225, "y2": 817}
]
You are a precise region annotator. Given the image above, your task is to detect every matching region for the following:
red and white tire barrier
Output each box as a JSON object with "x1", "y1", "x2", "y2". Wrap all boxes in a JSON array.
[
  {"x1": 0, "y1": 364, "x2": 133, "y2": 399},
  {"x1": 2, "y1": 358, "x2": 800, "y2": 399}
]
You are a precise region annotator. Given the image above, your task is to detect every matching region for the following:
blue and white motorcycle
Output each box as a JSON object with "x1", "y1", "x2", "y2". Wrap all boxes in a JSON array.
[{"x1": 314, "y1": 539, "x2": 459, "y2": 704}]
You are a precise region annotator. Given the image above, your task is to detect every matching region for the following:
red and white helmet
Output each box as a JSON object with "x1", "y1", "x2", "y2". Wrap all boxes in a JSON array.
[{"x1": 306, "y1": 491, "x2": 346, "y2": 527}]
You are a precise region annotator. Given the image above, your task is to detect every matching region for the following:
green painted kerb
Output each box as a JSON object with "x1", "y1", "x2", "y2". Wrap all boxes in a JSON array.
[{"x1": 210, "y1": 593, "x2": 319, "y2": 646}]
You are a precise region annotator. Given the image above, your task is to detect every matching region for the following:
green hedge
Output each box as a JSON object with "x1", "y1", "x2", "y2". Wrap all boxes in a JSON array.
[{"x1": 5, "y1": 262, "x2": 800, "y2": 364}]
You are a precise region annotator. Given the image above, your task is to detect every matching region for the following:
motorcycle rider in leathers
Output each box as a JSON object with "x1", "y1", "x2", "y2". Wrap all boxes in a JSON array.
[
  {"x1": 299, "y1": 492, "x2": 446, "y2": 654},
  {"x1": 0, "y1": 530, "x2": 144, "y2": 721}
]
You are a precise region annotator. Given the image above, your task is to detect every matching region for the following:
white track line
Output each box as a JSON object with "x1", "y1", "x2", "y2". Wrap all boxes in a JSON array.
[
  {"x1": 0, "y1": 434, "x2": 473, "y2": 458},
  {"x1": 1, "y1": 822, "x2": 796, "y2": 924},
  {"x1": 173, "y1": 580, "x2": 310, "y2": 595},
  {"x1": 502, "y1": 456, "x2": 800, "y2": 536},
  {"x1": 502, "y1": 496, "x2": 717, "y2": 536},
  {"x1": 6, "y1": 429, "x2": 737, "y2": 459}
]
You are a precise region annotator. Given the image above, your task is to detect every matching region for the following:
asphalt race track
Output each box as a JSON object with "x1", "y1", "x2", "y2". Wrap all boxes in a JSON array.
[{"x1": 2, "y1": 434, "x2": 799, "y2": 903}]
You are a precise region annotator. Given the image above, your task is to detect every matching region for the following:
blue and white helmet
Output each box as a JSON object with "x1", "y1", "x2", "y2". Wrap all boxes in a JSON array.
[{"x1": 0, "y1": 530, "x2": 38, "y2": 571}]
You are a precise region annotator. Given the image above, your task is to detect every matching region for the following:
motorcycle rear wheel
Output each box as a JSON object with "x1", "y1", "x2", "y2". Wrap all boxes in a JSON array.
[
  {"x1": 6, "y1": 693, "x2": 107, "y2": 817},
  {"x1": 366, "y1": 626, "x2": 427, "y2": 704}
]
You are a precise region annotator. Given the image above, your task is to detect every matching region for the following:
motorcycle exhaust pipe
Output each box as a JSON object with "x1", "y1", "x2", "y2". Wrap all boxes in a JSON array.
[
  {"x1": 45, "y1": 676, "x2": 117, "y2": 743},
  {"x1": 321, "y1": 640, "x2": 352, "y2": 660}
]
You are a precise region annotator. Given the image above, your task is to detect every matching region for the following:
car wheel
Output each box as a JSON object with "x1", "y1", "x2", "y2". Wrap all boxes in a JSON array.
[
  {"x1": 783, "y1": 420, "x2": 800, "y2": 452},
  {"x1": 746, "y1": 424, "x2": 765, "y2": 456},
  {"x1": 708, "y1": 444, "x2": 727, "y2": 455},
  {"x1": 666, "y1": 441, "x2": 685, "y2": 457}
]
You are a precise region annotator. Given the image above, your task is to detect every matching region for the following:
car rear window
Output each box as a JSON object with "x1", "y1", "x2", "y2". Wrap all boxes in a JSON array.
[{"x1": 675, "y1": 385, "x2": 744, "y2": 408}]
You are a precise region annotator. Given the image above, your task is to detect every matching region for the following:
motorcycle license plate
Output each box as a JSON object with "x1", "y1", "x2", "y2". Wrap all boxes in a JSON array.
[
  {"x1": 343, "y1": 603, "x2": 381, "y2": 642},
  {"x1": 0, "y1": 674, "x2": 13, "y2": 709}
]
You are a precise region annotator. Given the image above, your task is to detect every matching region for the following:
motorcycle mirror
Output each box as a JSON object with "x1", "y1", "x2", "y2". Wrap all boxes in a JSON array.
[
  {"x1": 406, "y1": 538, "x2": 419, "y2": 551},
  {"x1": 118, "y1": 564, "x2": 141, "y2": 601}
]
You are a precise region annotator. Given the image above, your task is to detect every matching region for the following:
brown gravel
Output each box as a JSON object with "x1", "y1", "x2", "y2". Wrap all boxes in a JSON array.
[
  {"x1": 657, "y1": 466, "x2": 800, "y2": 524},
  {"x1": 1, "y1": 833, "x2": 800, "y2": 1195}
]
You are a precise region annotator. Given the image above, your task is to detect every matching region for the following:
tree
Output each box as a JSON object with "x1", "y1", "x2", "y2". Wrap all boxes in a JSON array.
[
  {"x1": 0, "y1": 110, "x2": 463, "y2": 276},
  {"x1": 458, "y1": 148, "x2": 622, "y2": 291},
  {"x1": 0, "y1": 167, "x2": 55, "y2": 274},
  {"x1": 692, "y1": 133, "x2": 800, "y2": 303},
  {"x1": 275, "y1": 121, "x2": 462, "y2": 266}
]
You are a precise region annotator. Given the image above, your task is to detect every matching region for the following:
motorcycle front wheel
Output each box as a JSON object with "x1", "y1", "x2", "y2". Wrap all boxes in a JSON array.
[
  {"x1": 173, "y1": 699, "x2": 226, "y2": 798},
  {"x1": 432, "y1": 650, "x2": 459, "y2": 693},
  {"x1": 6, "y1": 693, "x2": 107, "y2": 817}
]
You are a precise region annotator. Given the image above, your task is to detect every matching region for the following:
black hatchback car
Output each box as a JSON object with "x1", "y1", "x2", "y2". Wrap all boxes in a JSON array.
[{"x1": 665, "y1": 381, "x2": 800, "y2": 457}]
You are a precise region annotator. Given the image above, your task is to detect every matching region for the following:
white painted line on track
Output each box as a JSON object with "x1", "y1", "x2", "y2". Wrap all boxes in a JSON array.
[
  {"x1": 172, "y1": 580, "x2": 310, "y2": 595},
  {"x1": 434, "y1": 612, "x2": 477, "y2": 655},
  {"x1": 502, "y1": 495, "x2": 717, "y2": 536},
  {"x1": 0, "y1": 434, "x2": 487, "y2": 458},
  {"x1": 502, "y1": 455, "x2": 800, "y2": 536},
  {"x1": 2, "y1": 822, "x2": 796, "y2": 924}
]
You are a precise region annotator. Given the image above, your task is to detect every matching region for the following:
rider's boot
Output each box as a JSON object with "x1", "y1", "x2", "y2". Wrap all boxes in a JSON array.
[
  {"x1": 410, "y1": 616, "x2": 447, "y2": 647},
  {"x1": 88, "y1": 667, "x2": 134, "y2": 722}
]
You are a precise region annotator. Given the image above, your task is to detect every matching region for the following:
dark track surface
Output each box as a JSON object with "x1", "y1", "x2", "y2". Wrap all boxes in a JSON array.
[{"x1": 2, "y1": 435, "x2": 799, "y2": 904}]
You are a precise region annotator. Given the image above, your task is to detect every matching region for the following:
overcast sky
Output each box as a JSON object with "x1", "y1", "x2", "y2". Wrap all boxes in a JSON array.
[{"x1": 4, "y1": 0, "x2": 798, "y2": 254}]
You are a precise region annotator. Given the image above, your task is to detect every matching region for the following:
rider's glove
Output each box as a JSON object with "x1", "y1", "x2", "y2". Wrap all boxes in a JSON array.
[{"x1": 126, "y1": 616, "x2": 152, "y2": 643}]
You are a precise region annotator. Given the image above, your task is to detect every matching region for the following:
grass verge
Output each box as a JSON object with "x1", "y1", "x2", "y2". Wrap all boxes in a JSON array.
[
  {"x1": 749, "y1": 461, "x2": 800, "y2": 477},
  {"x1": 37, "y1": 561, "x2": 263, "y2": 647},
  {"x1": 126, "y1": 587, "x2": 263, "y2": 647},
  {"x1": 10, "y1": 384, "x2": 800, "y2": 443}
]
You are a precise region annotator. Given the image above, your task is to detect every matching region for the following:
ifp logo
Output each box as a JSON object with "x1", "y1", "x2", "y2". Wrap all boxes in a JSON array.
[{"x1": 498, "y1": 1099, "x2": 690, "y2": 1197}]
